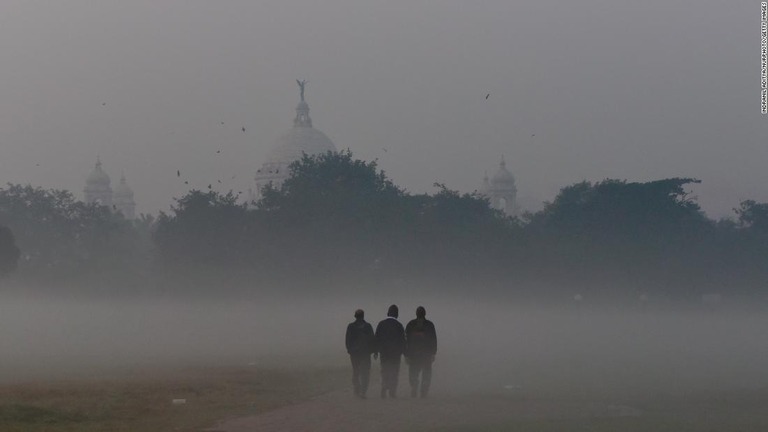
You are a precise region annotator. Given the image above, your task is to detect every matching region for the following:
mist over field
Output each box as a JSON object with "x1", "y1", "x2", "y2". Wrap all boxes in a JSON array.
[{"x1": 3, "y1": 290, "x2": 767, "y2": 400}]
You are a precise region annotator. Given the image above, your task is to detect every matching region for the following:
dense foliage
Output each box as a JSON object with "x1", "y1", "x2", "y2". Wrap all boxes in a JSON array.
[
  {"x1": 2, "y1": 152, "x2": 767, "y2": 297},
  {"x1": 0, "y1": 184, "x2": 148, "y2": 286}
]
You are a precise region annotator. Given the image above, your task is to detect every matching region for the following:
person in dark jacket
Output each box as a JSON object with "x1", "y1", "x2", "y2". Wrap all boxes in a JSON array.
[
  {"x1": 374, "y1": 304, "x2": 406, "y2": 398},
  {"x1": 346, "y1": 309, "x2": 375, "y2": 398},
  {"x1": 405, "y1": 306, "x2": 437, "y2": 398}
]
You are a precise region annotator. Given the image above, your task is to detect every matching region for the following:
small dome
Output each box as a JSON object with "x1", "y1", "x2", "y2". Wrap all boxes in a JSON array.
[
  {"x1": 113, "y1": 174, "x2": 134, "y2": 200},
  {"x1": 491, "y1": 157, "x2": 515, "y2": 186},
  {"x1": 86, "y1": 158, "x2": 111, "y2": 186}
]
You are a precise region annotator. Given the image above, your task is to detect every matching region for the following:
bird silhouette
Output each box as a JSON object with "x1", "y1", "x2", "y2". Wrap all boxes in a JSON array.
[
  {"x1": 485, "y1": 94, "x2": 490, "y2": 100},
  {"x1": 184, "y1": 181, "x2": 189, "y2": 185},
  {"x1": 102, "y1": 102, "x2": 107, "y2": 106},
  {"x1": 275, "y1": 169, "x2": 279, "y2": 174},
  {"x1": 221, "y1": 122, "x2": 224, "y2": 125},
  {"x1": 216, "y1": 150, "x2": 221, "y2": 154},
  {"x1": 217, "y1": 180, "x2": 221, "y2": 184},
  {"x1": 531, "y1": 134, "x2": 535, "y2": 137},
  {"x1": 241, "y1": 127, "x2": 246, "y2": 133},
  {"x1": 207, "y1": 184, "x2": 212, "y2": 189},
  {"x1": 35, "y1": 163, "x2": 40, "y2": 166},
  {"x1": 177, "y1": 170, "x2": 181, "y2": 177}
]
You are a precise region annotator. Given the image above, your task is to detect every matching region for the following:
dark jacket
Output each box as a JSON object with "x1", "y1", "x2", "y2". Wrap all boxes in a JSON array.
[
  {"x1": 346, "y1": 319, "x2": 375, "y2": 355},
  {"x1": 405, "y1": 318, "x2": 437, "y2": 358},
  {"x1": 375, "y1": 317, "x2": 406, "y2": 360}
]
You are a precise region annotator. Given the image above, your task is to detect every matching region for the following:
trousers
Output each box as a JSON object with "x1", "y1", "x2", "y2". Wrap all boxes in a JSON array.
[
  {"x1": 350, "y1": 353, "x2": 371, "y2": 396},
  {"x1": 380, "y1": 356, "x2": 401, "y2": 397},
  {"x1": 408, "y1": 356, "x2": 433, "y2": 397}
]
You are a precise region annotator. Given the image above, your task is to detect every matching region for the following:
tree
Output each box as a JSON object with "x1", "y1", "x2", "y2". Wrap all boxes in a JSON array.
[
  {"x1": 735, "y1": 200, "x2": 768, "y2": 235},
  {"x1": 0, "y1": 183, "x2": 138, "y2": 281},
  {"x1": 153, "y1": 190, "x2": 251, "y2": 267},
  {"x1": 257, "y1": 151, "x2": 408, "y2": 282},
  {"x1": 0, "y1": 225, "x2": 20, "y2": 276},
  {"x1": 524, "y1": 178, "x2": 712, "y2": 293}
]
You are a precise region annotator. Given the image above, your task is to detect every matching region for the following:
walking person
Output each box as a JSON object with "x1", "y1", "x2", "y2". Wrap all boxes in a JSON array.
[
  {"x1": 405, "y1": 306, "x2": 437, "y2": 398},
  {"x1": 345, "y1": 309, "x2": 375, "y2": 399},
  {"x1": 375, "y1": 304, "x2": 405, "y2": 398}
]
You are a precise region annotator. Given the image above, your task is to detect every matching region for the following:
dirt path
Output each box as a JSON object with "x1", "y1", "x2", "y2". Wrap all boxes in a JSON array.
[{"x1": 206, "y1": 388, "x2": 589, "y2": 432}]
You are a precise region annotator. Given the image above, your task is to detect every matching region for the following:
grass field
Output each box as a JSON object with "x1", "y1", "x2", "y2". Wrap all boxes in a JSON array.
[{"x1": 0, "y1": 365, "x2": 347, "y2": 432}]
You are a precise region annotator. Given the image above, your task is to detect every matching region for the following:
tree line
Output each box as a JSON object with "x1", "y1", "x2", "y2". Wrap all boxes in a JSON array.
[{"x1": 1, "y1": 151, "x2": 766, "y2": 297}]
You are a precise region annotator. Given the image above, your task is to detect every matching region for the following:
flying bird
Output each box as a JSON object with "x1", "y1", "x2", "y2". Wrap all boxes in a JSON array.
[
  {"x1": 35, "y1": 163, "x2": 40, "y2": 166},
  {"x1": 102, "y1": 102, "x2": 107, "y2": 106},
  {"x1": 241, "y1": 127, "x2": 246, "y2": 132},
  {"x1": 221, "y1": 122, "x2": 224, "y2": 125},
  {"x1": 217, "y1": 180, "x2": 222, "y2": 184},
  {"x1": 184, "y1": 181, "x2": 188, "y2": 185},
  {"x1": 207, "y1": 184, "x2": 212, "y2": 189},
  {"x1": 177, "y1": 170, "x2": 181, "y2": 177},
  {"x1": 485, "y1": 94, "x2": 490, "y2": 100},
  {"x1": 531, "y1": 134, "x2": 535, "y2": 137},
  {"x1": 216, "y1": 150, "x2": 221, "y2": 154}
]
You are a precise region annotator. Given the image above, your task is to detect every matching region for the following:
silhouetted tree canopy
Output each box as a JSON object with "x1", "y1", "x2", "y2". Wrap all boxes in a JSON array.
[
  {"x1": 5, "y1": 153, "x2": 768, "y2": 297},
  {"x1": 0, "y1": 184, "x2": 142, "y2": 283},
  {"x1": 735, "y1": 200, "x2": 768, "y2": 235}
]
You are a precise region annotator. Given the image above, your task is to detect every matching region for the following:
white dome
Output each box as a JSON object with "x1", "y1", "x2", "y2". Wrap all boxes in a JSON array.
[
  {"x1": 254, "y1": 82, "x2": 337, "y2": 199},
  {"x1": 265, "y1": 126, "x2": 337, "y2": 165}
]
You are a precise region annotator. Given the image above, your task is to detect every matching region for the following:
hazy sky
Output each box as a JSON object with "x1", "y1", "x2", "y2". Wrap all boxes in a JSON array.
[{"x1": 0, "y1": 1, "x2": 765, "y2": 217}]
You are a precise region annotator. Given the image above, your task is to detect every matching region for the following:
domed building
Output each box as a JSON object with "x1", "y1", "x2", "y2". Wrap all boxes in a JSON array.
[
  {"x1": 84, "y1": 156, "x2": 113, "y2": 207},
  {"x1": 481, "y1": 156, "x2": 519, "y2": 216},
  {"x1": 253, "y1": 80, "x2": 337, "y2": 197},
  {"x1": 113, "y1": 174, "x2": 136, "y2": 219},
  {"x1": 83, "y1": 157, "x2": 137, "y2": 219}
]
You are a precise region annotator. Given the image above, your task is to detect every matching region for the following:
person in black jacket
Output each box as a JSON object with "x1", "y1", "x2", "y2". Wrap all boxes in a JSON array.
[
  {"x1": 374, "y1": 304, "x2": 406, "y2": 398},
  {"x1": 405, "y1": 306, "x2": 437, "y2": 398},
  {"x1": 345, "y1": 309, "x2": 375, "y2": 398}
]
